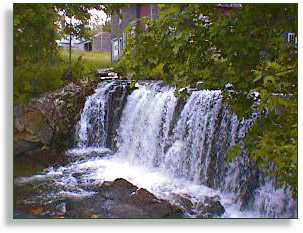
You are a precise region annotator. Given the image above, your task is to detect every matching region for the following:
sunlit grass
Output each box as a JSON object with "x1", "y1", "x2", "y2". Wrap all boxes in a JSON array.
[{"x1": 59, "y1": 48, "x2": 111, "y2": 71}]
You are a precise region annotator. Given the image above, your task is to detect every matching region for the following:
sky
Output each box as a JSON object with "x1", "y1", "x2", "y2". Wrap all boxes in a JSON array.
[
  {"x1": 89, "y1": 9, "x2": 109, "y2": 28},
  {"x1": 56, "y1": 9, "x2": 109, "y2": 43}
]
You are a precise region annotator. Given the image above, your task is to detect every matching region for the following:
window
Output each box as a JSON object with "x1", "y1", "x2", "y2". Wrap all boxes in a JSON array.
[
  {"x1": 119, "y1": 9, "x2": 123, "y2": 25},
  {"x1": 150, "y1": 4, "x2": 159, "y2": 19},
  {"x1": 287, "y1": 32, "x2": 297, "y2": 44},
  {"x1": 122, "y1": 32, "x2": 127, "y2": 49}
]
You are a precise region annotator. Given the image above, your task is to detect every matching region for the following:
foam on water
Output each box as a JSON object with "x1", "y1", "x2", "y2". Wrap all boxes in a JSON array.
[
  {"x1": 14, "y1": 81, "x2": 296, "y2": 218},
  {"x1": 15, "y1": 153, "x2": 253, "y2": 217}
]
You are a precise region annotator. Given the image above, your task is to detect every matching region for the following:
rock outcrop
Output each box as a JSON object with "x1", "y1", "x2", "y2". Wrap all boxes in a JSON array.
[
  {"x1": 169, "y1": 193, "x2": 193, "y2": 212},
  {"x1": 64, "y1": 178, "x2": 183, "y2": 218},
  {"x1": 14, "y1": 79, "x2": 101, "y2": 156},
  {"x1": 105, "y1": 82, "x2": 129, "y2": 150},
  {"x1": 195, "y1": 195, "x2": 225, "y2": 218}
]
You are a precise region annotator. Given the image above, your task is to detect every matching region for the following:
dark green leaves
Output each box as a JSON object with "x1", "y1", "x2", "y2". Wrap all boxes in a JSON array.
[
  {"x1": 113, "y1": 3, "x2": 297, "y2": 197},
  {"x1": 227, "y1": 144, "x2": 241, "y2": 162}
]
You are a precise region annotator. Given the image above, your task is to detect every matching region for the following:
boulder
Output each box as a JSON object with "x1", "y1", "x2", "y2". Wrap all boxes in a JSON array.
[
  {"x1": 97, "y1": 178, "x2": 138, "y2": 200},
  {"x1": 170, "y1": 193, "x2": 193, "y2": 211},
  {"x1": 195, "y1": 195, "x2": 225, "y2": 218},
  {"x1": 64, "y1": 178, "x2": 183, "y2": 218},
  {"x1": 132, "y1": 188, "x2": 159, "y2": 205},
  {"x1": 14, "y1": 80, "x2": 100, "y2": 156},
  {"x1": 14, "y1": 107, "x2": 53, "y2": 154}
]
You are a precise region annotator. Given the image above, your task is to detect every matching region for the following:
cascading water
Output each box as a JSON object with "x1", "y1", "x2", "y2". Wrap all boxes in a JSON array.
[
  {"x1": 77, "y1": 81, "x2": 114, "y2": 148},
  {"x1": 163, "y1": 90, "x2": 223, "y2": 184},
  {"x1": 76, "y1": 80, "x2": 128, "y2": 149},
  {"x1": 14, "y1": 80, "x2": 297, "y2": 218},
  {"x1": 116, "y1": 83, "x2": 178, "y2": 167}
]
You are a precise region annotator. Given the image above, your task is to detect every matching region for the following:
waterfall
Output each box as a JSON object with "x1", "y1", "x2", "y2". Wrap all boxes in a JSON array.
[
  {"x1": 252, "y1": 181, "x2": 296, "y2": 218},
  {"x1": 113, "y1": 82, "x2": 296, "y2": 218},
  {"x1": 78, "y1": 81, "x2": 114, "y2": 148},
  {"x1": 116, "y1": 82, "x2": 178, "y2": 167},
  {"x1": 16, "y1": 80, "x2": 296, "y2": 218},
  {"x1": 116, "y1": 87, "x2": 253, "y2": 192},
  {"x1": 163, "y1": 90, "x2": 223, "y2": 184},
  {"x1": 77, "y1": 80, "x2": 128, "y2": 149}
]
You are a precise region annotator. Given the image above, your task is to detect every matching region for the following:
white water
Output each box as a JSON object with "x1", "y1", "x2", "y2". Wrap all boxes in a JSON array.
[
  {"x1": 116, "y1": 83, "x2": 177, "y2": 167},
  {"x1": 78, "y1": 82, "x2": 115, "y2": 147},
  {"x1": 15, "y1": 81, "x2": 296, "y2": 218},
  {"x1": 15, "y1": 154, "x2": 254, "y2": 217},
  {"x1": 163, "y1": 90, "x2": 223, "y2": 183}
]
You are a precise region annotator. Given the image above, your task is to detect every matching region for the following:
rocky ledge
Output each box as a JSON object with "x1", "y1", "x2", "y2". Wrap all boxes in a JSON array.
[
  {"x1": 14, "y1": 78, "x2": 102, "y2": 156},
  {"x1": 65, "y1": 178, "x2": 183, "y2": 218},
  {"x1": 15, "y1": 178, "x2": 184, "y2": 219}
]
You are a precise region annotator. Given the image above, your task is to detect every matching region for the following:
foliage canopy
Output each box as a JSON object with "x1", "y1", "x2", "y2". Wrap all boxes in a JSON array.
[
  {"x1": 115, "y1": 4, "x2": 298, "y2": 196},
  {"x1": 13, "y1": 3, "x2": 116, "y2": 104}
]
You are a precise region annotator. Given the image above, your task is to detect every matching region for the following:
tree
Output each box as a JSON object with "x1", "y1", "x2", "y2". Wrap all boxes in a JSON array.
[
  {"x1": 14, "y1": 3, "x2": 124, "y2": 66},
  {"x1": 116, "y1": 4, "x2": 298, "y2": 196},
  {"x1": 92, "y1": 20, "x2": 112, "y2": 35},
  {"x1": 13, "y1": 3, "x2": 125, "y2": 103},
  {"x1": 14, "y1": 4, "x2": 59, "y2": 65}
]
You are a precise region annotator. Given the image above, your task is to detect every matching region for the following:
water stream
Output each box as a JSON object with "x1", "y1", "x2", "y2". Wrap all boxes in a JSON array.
[{"x1": 14, "y1": 80, "x2": 297, "y2": 218}]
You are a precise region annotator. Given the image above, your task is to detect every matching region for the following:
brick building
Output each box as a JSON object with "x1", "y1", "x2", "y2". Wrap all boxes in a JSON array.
[
  {"x1": 110, "y1": 4, "x2": 245, "y2": 62},
  {"x1": 111, "y1": 4, "x2": 160, "y2": 62}
]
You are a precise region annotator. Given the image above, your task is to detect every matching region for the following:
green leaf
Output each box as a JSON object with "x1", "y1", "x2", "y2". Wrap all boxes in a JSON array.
[
  {"x1": 253, "y1": 70, "x2": 263, "y2": 82},
  {"x1": 263, "y1": 75, "x2": 276, "y2": 87},
  {"x1": 227, "y1": 144, "x2": 241, "y2": 162}
]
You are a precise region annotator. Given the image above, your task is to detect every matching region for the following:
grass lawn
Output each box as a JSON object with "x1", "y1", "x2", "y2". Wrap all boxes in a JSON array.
[{"x1": 59, "y1": 48, "x2": 111, "y2": 73}]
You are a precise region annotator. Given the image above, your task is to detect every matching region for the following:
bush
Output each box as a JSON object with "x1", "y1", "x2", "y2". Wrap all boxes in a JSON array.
[
  {"x1": 14, "y1": 63, "x2": 66, "y2": 104},
  {"x1": 14, "y1": 49, "x2": 112, "y2": 105}
]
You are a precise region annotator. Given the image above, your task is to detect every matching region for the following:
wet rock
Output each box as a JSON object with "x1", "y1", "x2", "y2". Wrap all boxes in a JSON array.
[
  {"x1": 14, "y1": 80, "x2": 101, "y2": 156},
  {"x1": 98, "y1": 178, "x2": 138, "y2": 200},
  {"x1": 239, "y1": 191, "x2": 251, "y2": 210},
  {"x1": 132, "y1": 188, "x2": 159, "y2": 205},
  {"x1": 65, "y1": 199, "x2": 101, "y2": 218},
  {"x1": 170, "y1": 193, "x2": 193, "y2": 211},
  {"x1": 163, "y1": 98, "x2": 187, "y2": 153},
  {"x1": 106, "y1": 83, "x2": 129, "y2": 150},
  {"x1": 14, "y1": 209, "x2": 36, "y2": 219},
  {"x1": 14, "y1": 148, "x2": 68, "y2": 177},
  {"x1": 195, "y1": 195, "x2": 225, "y2": 218},
  {"x1": 111, "y1": 178, "x2": 137, "y2": 190},
  {"x1": 175, "y1": 87, "x2": 190, "y2": 99},
  {"x1": 238, "y1": 162, "x2": 260, "y2": 211},
  {"x1": 55, "y1": 202, "x2": 66, "y2": 216},
  {"x1": 195, "y1": 81, "x2": 204, "y2": 90},
  {"x1": 31, "y1": 206, "x2": 44, "y2": 215},
  {"x1": 65, "y1": 178, "x2": 183, "y2": 218},
  {"x1": 71, "y1": 172, "x2": 82, "y2": 179}
]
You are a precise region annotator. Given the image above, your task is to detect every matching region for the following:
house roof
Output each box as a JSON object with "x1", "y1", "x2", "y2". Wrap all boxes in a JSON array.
[
  {"x1": 75, "y1": 40, "x2": 91, "y2": 45},
  {"x1": 56, "y1": 37, "x2": 80, "y2": 46},
  {"x1": 93, "y1": 32, "x2": 112, "y2": 38}
]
